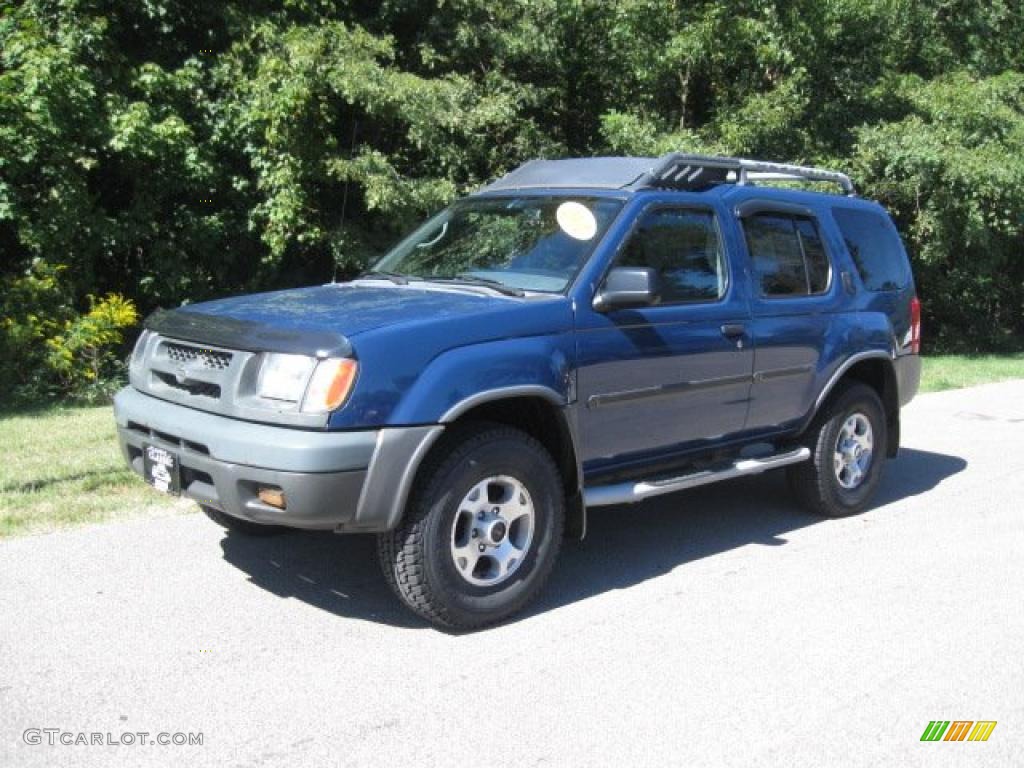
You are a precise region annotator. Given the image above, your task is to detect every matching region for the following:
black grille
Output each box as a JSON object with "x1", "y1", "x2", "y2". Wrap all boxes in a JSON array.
[
  {"x1": 154, "y1": 371, "x2": 221, "y2": 399},
  {"x1": 164, "y1": 342, "x2": 232, "y2": 370}
]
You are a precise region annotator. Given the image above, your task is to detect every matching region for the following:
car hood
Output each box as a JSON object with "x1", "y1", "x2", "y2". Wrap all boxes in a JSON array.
[{"x1": 145, "y1": 282, "x2": 566, "y2": 357}]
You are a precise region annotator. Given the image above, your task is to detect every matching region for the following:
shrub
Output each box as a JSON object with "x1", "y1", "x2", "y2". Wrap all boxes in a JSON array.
[
  {"x1": 0, "y1": 261, "x2": 138, "y2": 405},
  {"x1": 45, "y1": 293, "x2": 139, "y2": 400}
]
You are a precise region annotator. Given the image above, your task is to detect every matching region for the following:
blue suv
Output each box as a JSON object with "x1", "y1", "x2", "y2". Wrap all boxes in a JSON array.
[{"x1": 114, "y1": 154, "x2": 922, "y2": 628}]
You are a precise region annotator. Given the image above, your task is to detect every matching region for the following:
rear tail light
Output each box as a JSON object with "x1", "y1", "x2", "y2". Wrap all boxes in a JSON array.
[{"x1": 910, "y1": 297, "x2": 922, "y2": 354}]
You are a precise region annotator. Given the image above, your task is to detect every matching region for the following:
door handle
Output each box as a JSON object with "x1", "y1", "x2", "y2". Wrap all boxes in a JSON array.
[{"x1": 720, "y1": 323, "x2": 746, "y2": 339}]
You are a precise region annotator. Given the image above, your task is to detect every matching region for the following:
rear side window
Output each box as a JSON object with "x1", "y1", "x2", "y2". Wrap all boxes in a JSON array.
[
  {"x1": 742, "y1": 214, "x2": 831, "y2": 297},
  {"x1": 618, "y1": 207, "x2": 726, "y2": 303},
  {"x1": 832, "y1": 207, "x2": 909, "y2": 292}
]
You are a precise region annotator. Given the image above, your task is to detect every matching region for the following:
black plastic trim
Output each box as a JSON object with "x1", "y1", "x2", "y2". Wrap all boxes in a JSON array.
[
  {"x1": 145, "y1": 309, "x2": 352, "y2": 358},
  {"x1": 735, "y1": 199, "x2": 815, "y2": 219},
  {"x1": 586, "y1": 373, "x2": 752, "y2": 409},
  {"x1": 753, "y1": 364, "x2": 814, "y2": 382}
]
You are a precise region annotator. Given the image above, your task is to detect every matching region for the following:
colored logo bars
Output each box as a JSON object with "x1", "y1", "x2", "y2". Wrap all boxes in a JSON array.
[{"x1": 920, "y1": 721, "x2": 997, "y2": 742}]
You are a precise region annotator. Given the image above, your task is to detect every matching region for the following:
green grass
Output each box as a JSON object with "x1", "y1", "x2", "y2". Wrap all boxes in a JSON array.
[
  {"x1": 0, "y1": 404, "x2": 189, "y2": 538},
  {"x1": 920, "y1": 353, "x2": 1024, "y2": 393}
]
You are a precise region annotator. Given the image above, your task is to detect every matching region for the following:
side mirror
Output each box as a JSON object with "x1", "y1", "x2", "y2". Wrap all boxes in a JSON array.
[{"x1": 593, "y1": 267, "x2": 659, "y2": 311}]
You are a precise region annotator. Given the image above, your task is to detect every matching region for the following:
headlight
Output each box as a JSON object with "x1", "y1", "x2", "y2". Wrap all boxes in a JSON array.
[
  {"x1": 256, "y1": 353, "x2": 358, "y2": 413},
  {"x1": 301, "y1": 358, "x2": 358, "y2": 413},
  {"x1": 257, "y1": 353, "x2": 316, "y2": 402}
]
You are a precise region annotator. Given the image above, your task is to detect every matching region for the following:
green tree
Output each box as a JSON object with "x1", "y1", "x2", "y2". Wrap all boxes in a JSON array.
[{"x1": 2, "y1": 0, "x2": 1023, "y2": 406}]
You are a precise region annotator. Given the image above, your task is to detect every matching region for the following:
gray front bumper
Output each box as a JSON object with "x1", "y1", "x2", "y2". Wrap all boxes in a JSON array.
[{"x1": 114, "y1": 387, "x2": 442, "y2": 532}]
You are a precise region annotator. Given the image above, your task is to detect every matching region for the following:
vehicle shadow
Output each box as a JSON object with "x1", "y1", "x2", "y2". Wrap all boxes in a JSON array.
[{"x1": 218, "y1": 447, "x2": 966, "y2": 630}]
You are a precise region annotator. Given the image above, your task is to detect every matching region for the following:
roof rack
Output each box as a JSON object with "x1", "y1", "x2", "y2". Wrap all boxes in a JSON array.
[{"x1": 638, "y1": 153, "x2": 856, "y2": 197}]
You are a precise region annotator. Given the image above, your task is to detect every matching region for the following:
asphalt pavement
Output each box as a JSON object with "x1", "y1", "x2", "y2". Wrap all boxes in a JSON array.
[{"x1": 2, "y1": 380, "x2": 1022, "y2": 767}]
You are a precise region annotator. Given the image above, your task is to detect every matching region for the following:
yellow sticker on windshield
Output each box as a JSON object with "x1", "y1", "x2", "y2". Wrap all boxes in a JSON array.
[{"x1": 556, "y1": 202, "x2": 597, "y2": 241}]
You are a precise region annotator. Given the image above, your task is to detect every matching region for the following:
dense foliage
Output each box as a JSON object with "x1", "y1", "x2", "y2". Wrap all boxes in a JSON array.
[{"x1": 2, "y1": 0, "x2": 1023, "y2": 400}]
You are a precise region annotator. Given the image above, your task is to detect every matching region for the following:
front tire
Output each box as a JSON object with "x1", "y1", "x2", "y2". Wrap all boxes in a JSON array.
[
  {"x1": 377, "y1": 423, "x2": 565, "y2": 630},
  {"x1": 787, "y1": 383, "x2": 888, "y2": 517}
]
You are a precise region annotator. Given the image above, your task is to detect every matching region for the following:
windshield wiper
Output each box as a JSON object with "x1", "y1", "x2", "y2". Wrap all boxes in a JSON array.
[
  {"x1": 357, "y1": 270, "x2": 411, "y2": 285},
  {"x1": 428, "y1": 274, "x2": 525, "y2": 297}
]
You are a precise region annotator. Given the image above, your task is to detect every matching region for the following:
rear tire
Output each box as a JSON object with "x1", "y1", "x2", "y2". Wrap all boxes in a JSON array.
[
  {"x1": 202, "y1": 505, "x2": 288, "y2": 536},
  {"x1": 787, "y1": 383, "x2": 887, "y2": 517},
  {"x1": 377, "y1": 423, "x2": 565, "y2": 630}
]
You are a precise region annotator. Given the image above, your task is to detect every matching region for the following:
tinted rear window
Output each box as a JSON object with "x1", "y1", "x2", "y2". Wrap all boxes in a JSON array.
[{"x1": 832, "y1": 207, "x2": 909, "y2": 292}]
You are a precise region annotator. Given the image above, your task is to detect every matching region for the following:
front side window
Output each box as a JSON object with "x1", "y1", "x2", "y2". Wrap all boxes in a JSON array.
[
  {"x1": 374, "y1": 196, "x2": 624, "y2": 293},
  {"x1": 616, "y1": 207, "x2": 726, "y2": 304},
  {"x1": 743, "y1": 214, "x2": 831, "y2": 297}
]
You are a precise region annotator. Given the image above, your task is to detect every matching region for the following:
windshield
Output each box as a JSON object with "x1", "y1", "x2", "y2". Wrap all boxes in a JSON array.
[{"x1": 372, "y1": 196, "x2": 624, "y2": 293}]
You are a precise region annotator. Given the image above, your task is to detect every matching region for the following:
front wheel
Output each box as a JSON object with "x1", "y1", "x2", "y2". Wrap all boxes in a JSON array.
[
  {"x1": 377, "y1": 424, "x2": 565, "y2": 630},
  {"x1": 787, "y1": 383, "x2": 888, "y2": 517}
]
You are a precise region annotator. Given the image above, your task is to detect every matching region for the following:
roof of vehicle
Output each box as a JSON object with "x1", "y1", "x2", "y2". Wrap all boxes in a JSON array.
[{"x1": 477, "y1": 153, "x2": 857, "y2": 198}]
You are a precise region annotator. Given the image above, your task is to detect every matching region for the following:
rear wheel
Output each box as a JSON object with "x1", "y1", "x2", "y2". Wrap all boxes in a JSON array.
[
  {"x1": 377, "y1": 423, "x2": 564, "y2": 630},
  {"x1": 201, "y1": 505, "x2": 288, "y2": 536},
  {"x1": 787, "y1": 383, "x2": 888, "y2": 517}
]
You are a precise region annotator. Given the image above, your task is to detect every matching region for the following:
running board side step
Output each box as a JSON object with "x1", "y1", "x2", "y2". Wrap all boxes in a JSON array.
[{"x1": 583, "y1": 447, "x2": 811, "y2": 507}]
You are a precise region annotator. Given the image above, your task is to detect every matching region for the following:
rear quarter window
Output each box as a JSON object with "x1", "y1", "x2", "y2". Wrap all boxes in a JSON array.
[{"x1": 832, "y1": 207, "x2": 910, "y2": 292}]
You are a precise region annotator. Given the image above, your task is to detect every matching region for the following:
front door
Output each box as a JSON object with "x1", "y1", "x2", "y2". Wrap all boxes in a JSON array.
[{"x1": 575, "y1": 202, "x2": 753, "y2": 473}]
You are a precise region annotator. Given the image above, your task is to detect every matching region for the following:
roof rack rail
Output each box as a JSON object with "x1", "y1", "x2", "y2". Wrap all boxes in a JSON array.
[{"x1": 638, "y1": 153, "x2": 856, "y2": 196}]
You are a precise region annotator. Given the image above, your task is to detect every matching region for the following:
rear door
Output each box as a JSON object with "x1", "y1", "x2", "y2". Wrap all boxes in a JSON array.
[
  {"x1": 574, "y1": 200, "x2": 753, "y2": 471},
  {"x1": 737, "y1": 202, "x2": 842, "y2": 431}
]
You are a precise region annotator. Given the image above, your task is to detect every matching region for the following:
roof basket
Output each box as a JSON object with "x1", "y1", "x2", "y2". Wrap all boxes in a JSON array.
[{"x1": 639, "y1": 153, "x2": 856, "y2": 196}]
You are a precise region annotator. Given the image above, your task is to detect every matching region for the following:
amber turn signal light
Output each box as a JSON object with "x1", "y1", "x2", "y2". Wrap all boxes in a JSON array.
[{"x1": 257, "y1": 487, "x2": 286, "y2": 509}]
